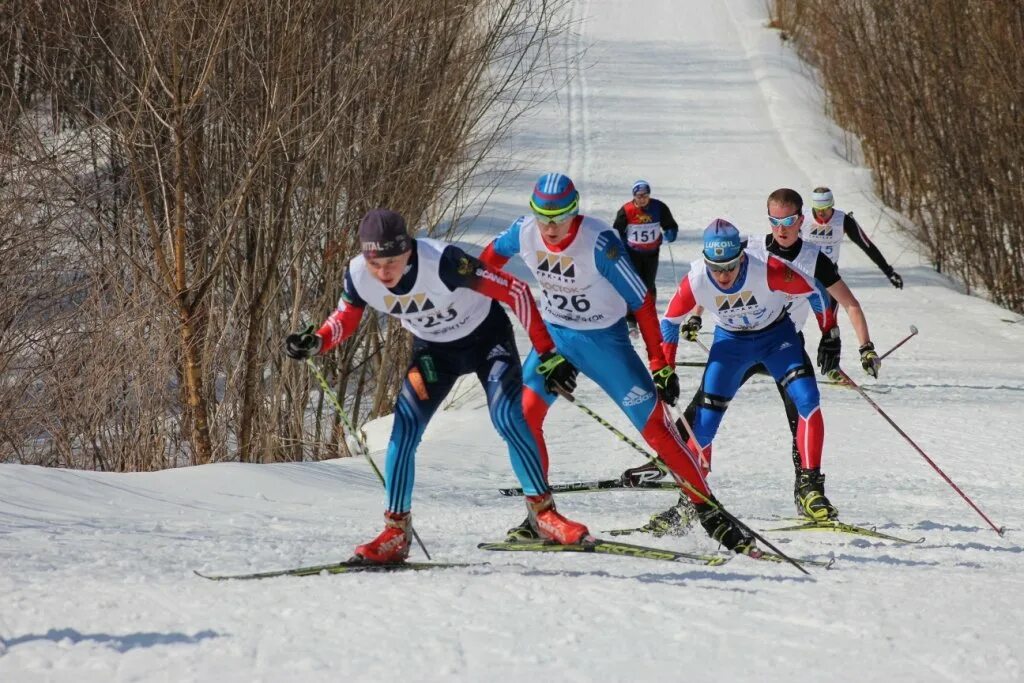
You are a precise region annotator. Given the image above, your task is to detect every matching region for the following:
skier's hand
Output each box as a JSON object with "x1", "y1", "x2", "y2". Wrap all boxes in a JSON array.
[
  {"x1": 680, "y1": 315, "x2": 702, "y2": 343},
  {"x1": 652, "y1": 366, "x2": 680, "y2": 405},
  {"x1": 284, "y1": 325, "x2": 322, "y2": 360},
  {"x1": 816, "y1": 327, "x2": 842, "y2": 375},
  {"x1": 663, "y1": 228, "x2": 678, "y2": 243},
  {"x1": 860, "y1": 342, "x2": 881, "y2": 378},
  {"x1": 538, "y1": 351, "x2": 578, "y2": 397},
  {"x1": 885, "y1": 269, "x2": 903, "y2": 289}
]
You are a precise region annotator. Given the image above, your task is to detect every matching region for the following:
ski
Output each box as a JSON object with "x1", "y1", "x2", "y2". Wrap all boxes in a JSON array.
[
  {"x1": 603, "y1": 524, "x2": 689, "y2": 538},
  {"x1": 498, "y1": 479, "x2": 677, "y2": 496},
  {"x1": 195, "y1": 559, "x2": 481, "y2": 581},
  {"x1": 767, "y1": 519, "x2": 925, "y2": 544},
  {"x1": 477, "y1": 537, "x2": 730, "y2": 566},
  {"x1": 744, "y1": 549, "x2": 836, "y2": 569},
  {"x1": 822, "y1": 380, "x2": 891, "y2": 394}
]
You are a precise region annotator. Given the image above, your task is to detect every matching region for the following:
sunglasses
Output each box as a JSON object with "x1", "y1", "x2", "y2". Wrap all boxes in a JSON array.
[
  {"x1": 768, "y1": 212, "x2": 801, "y2": 228},
  {"x1": 704, "y1": 256, "x2": 741, "y2": 273}
]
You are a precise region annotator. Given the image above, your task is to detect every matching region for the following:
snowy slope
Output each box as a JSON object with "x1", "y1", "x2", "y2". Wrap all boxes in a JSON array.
[{"x1": 2, "y1": 1, "x2": 1023, "y2": 681}]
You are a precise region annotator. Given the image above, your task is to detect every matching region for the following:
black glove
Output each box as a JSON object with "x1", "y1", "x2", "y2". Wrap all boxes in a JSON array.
[
  {"x1": 816, "y1": 327, "x2": 842, "y2": 375},
  {"x1": 886, "y1": 269, "x2": 903, "y2": 289},
  {"x1": 652, "y1": 366, "x2": 680, "y2": 405},
  {"x1": 537, "y1": 351, "x2": 578, "y2": 396},
  {"x1": 680, "y1": 315, "x2": 702, "y2": 343},
  {"x1": 860, "y1": 342, "x2": 881, "y2": 378},
  {"x1": 284, "y1": 325, "x2": 322, "y2": 360}
]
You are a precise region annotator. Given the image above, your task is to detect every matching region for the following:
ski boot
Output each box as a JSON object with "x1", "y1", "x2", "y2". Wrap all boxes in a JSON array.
[
  {"x1": 619, "y1": 460, "x2": 666, "y2": 487},
  {"x1": 505, "y1": 516, "x2": 539, "y2": 541},
  {"x1": 642, "y1": 494, "x2": 697, "y2": 536},
  {"x1": 352, "y1": 511, "x2": 411, "y2": 563},
  {"x1": 795, "y1": 467, "x2": 839, "y2": 521},
  {"x1": 526, "y1": 492, "x2": 590, "y2": 544},
  {"x1": 695, "y1": 498, "x2": 755, "y2": 553}
]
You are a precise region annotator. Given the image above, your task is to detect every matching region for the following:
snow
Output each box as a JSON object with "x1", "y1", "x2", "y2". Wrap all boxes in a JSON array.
[{"x1": 3, "y1": 1, "x2": 1024, "y2": 681}]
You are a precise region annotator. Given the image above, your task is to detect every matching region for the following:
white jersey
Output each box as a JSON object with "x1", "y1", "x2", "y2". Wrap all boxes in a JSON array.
[
  {"x1": 517, "y1": 215, "x2": 627, "y2": 329},
  {"x1": 801, "y1": 209, "x2": 846, "y2": 264},
  {"x1": 688, "y1": 250, "x2": 792, "y2": 333},
  {"x1": 348, "y1": 238, "x2": 492, "y2": 342},
  {"x1": 747, "y1": 237, "x2": 821, "y2": 330}
]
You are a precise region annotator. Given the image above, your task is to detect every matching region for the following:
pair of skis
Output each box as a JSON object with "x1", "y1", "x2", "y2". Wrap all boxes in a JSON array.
[
  {"x1": 501, "y1": 479, "x2": 924, "y2": 545},
  {"x1": 196, "y1": 533, "x2": 833, "y2": 581}
]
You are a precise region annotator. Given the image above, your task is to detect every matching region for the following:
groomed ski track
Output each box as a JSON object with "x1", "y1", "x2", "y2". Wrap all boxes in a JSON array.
[{"x1": 2, "y1": 1, "x2": 1023, "y2": 681}]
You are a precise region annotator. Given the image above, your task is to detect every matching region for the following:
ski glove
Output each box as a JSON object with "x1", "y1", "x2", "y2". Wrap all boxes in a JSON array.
[
  {"x1": 680, "y1": 315, "x2": 702, "y2": 343},
  {"x1": 816, "y1": 327, "x2": 842, "y2": 375},
  {"x1": 860, "y1": 342, "x2": 881, "y2": 378},
  {"x1": 538, "y1": 351, "x2": 578, "y2": 396},
  {"x1": 663, "y1": 228, "x2": 678, "y2": 243},
  {"x1": 886, "y1": 269, "x2": 903, "y2": 289},
  {"x1": 652, "y1": 366, "x2": 680, "y2": 406},
  {"x1": 284, "y1": 325, "x2": 322, "y2": 360}
]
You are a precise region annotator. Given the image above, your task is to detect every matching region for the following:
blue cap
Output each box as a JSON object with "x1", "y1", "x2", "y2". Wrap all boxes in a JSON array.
[
  {"x1": 702, "y1": 218, "x2": 742, "y2": 263},
  {"x1": 530, "y1": 173, "x2": 579, "y2": 219},
  {"x1": 631, "y1": 180, "x2": 651, "y2": 195}
]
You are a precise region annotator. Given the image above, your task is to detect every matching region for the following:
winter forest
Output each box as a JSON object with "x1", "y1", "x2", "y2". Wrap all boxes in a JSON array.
[{"x1": 1, "y1": 1, "x2": 1022, "y2": 681}]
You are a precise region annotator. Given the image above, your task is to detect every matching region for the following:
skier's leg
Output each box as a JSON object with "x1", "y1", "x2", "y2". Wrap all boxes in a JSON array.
[{"x1": 521, "y1": 347, "x2": 558, "y2": 477}]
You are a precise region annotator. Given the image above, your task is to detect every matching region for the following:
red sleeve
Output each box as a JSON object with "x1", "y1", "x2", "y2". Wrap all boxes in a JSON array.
[
  {"x1": 634, "y1": 292, "x2": 668, "y2": 372},
  {"x1": 315, "y1": 302, "x2": 365, "y2": 353},
  {"x1": 661, "y1": 276, "x2": 698, "y2": 368},
  {"x1": 470, "y1": 264, "x2": 555, "y2": 355},
  {"x1": 766, "y1": 257, "x2": 815, "y2": 295},
  {"x1": 478, "y1": 242, "x2": 511, "y2": 270}
]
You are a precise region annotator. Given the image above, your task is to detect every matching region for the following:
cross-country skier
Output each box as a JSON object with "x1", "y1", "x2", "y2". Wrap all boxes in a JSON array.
[
  {"x1": 612, "y1": 180, "x2": 679, "y2": 338},
  {"x1": 805, "y1": 186, "x2": 903, "y2": 289},
  {"x1": 284, "y1": 209, "x2": 588, "y2": 563},
  {"x1": 654, "y1": 216, "x2": 881, "y2": 524},
  {"x1": 478, "y1": 173, "x2": 755, "y2": 553},
  {"x1": 628, "y1": 191, "x2": 884, "y2": 533}
]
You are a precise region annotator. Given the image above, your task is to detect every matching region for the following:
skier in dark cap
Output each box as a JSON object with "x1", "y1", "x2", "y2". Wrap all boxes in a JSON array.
[{"x1": 285, "y1": 209, "x2": 588, "y2": 563}]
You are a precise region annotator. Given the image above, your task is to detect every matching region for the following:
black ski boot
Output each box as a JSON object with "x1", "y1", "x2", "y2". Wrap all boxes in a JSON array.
[
  {"x1": 795, "y1": 467, "x2": 839, "y2": 521},
  {"x1": 642, "y1": 494, "x2": 697, "y2": 536},
  {"x1": 619, "y1": 460, "x2": 666, "y2": 487},
  {"x1": 506, "y1": 515, "x2": 540, "y2": 541},
  {"x1": 695, "y1": 498, "x2": 755, "y2": 553}
]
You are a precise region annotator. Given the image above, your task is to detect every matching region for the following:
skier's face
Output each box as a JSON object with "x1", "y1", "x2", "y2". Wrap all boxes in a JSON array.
[
  {"x1": 707, "y1": 255, "x2": 743, "y2": 287},
  {"x1": 812, "y1": 206, "x2": 834, "y2": 223},
  {"x1": 537, "y1": 214, "x2": 574, "y2": 245},
  {"x1": 366, "y1": 249, "x2": 412, "y2": 287},
  {"x1": 633, "y1": 192, "x2": 651, "y2": 209},
  {"x1": 768, "y1": 201, "x2": 803, "y2": 248}
]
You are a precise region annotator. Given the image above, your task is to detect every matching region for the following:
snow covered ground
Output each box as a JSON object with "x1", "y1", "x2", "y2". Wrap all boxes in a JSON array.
[{"x1": 3, "y1": 1, "x2": 1023, "y2": 681}]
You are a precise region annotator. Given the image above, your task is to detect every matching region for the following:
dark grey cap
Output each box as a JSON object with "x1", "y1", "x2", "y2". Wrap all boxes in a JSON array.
[{"x1": 358, "y1": 209, "x2": 412, "y2": 258}]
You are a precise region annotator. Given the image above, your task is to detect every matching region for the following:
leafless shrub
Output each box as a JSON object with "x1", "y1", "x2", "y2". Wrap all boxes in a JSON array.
[
  {"x1": 772, "y1": 0, "x2": 1024, "y2": 313},
  {"x1": 1, "y1": 0, "x2": 571, "y2": 469}
]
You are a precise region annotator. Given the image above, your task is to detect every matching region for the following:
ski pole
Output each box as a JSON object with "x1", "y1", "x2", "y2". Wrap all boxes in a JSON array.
[
  {"x1": 558, "y1": 393, "x2": 666, "y2": 474},
  {"x1": 837, "y1": 369, "x2": 1005, "y2": 537},
  {"x1": 666, "y1": 243, "x2": 678, "y2": 283},
  {"x1": 555, "y1": 389, "x2": 809, "y2": 575},
  {"x1": 664, "y1": 402, "x2": 809, "y2": 575},
  {"x1": 307, "y1": 360, "x2": 433, "y2": 559},
  {"x1": 879, "y1": 324, "x2": 918, "y2": 361}
]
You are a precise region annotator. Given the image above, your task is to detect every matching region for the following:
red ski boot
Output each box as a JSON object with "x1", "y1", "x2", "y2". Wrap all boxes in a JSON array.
[
  {"x1": 353, "y1": 511, "x2": 411, "y2": 563},
  {"x1": 525, "y1": 493, "x2": 590, "y2": 544}
]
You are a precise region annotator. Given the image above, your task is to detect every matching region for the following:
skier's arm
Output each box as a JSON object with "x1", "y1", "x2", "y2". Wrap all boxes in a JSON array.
[
  {"x1": 658, "y1": 200, "x2": 679, "y2": 232},
  {"x1": 594, "y1": 230, "x2": 668, "y2": 370},
  {"x1": 766, "y1": 256, "x2": 837, "y2": 332},
  {"x1": 315, "y1": 271, "x2": 367, "y2": 353},
  {"x1": 660, "y1": 275, "x2": 699, "y2": 367},
  {"x1": 844, "y1": 213, "x2": 894, "y2": 275},
  {"x1": 439, "y1": 246, "x2": 555, "y2": 354},
  {"x1": 825, "y1": 279, "x2": 871, "y2": 348},
  {"x1": 478, "y1": 216, "x2": 524, "y2": 270}
]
